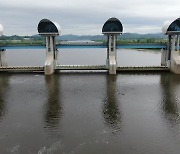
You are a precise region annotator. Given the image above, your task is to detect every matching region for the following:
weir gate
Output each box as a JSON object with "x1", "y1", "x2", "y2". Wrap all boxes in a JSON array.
[
  {"x1": 0, "y1": 17, "x2": 179, "y2": 75},
  {"x1": 0, "y1": 66, "x2": 169, "y2": 73}
]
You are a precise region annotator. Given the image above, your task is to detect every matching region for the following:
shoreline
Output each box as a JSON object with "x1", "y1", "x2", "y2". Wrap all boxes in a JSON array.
[{"x1": 1, "y1": 43, "x2": 166, "y2": 50}]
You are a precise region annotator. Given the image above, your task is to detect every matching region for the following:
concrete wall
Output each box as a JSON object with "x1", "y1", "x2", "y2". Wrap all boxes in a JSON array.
[{"x1": 170, "y1": 51, "x2": 180, "y2": 74}]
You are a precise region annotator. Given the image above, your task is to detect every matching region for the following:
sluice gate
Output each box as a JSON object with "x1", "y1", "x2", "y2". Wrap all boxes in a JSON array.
[
  {"x1": 56, "y1": 65, "x2": 107, "y2": 70},
  {"x1": 0, "y1": 66, "x2": 44, "y2": 73},
  {"x1": 116, "y1": 66, "x2": 169, "y2": 72},
  {"x1": 56, "y1": 65, "x2": 169, "y2": 72}
]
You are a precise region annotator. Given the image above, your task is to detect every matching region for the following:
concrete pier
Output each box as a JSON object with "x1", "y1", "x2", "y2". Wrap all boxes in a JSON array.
[
  {"x1": 44, "y1": 36, "x2": 56, "y2": 75},
  {"x1": 38, "y1": 19, "x2": 61, "y2": 75},
  {"x1": 162, "y1": 17, "x2": 180, "y2": 74},
  {"x1": 102, "y1": 17, "x2": 123, "y2": 74},
  {"x1": 107, "y1": 35, "x2": 117, "y2": 74}
]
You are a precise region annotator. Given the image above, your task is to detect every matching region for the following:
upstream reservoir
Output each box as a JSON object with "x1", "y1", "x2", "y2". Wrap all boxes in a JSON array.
[
  {"x1": 1, "y1": 47, "x2": 180, "y2": 154},
  {"x1": 6, "y1": 47, "x2": 161, "y2": 66}
]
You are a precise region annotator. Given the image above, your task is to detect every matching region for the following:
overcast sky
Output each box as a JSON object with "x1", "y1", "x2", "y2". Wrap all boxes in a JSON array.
[{"x1": 0, "y1": 0, "x2": 179, "y2": 36}]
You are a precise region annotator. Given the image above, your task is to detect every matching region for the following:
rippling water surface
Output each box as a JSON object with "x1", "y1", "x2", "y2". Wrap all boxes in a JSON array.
[{"x1": 0, "y1": 48, "x2": 180, "y2": 154}]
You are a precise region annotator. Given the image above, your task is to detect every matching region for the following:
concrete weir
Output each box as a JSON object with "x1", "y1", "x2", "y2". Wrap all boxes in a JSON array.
[
  {"x1": 56, "y1": 65, "x2": 169, "y2": 72},
  {"x1": 0, "y1": 66, "x2": 44, "y2": 73},
  {"x1": 0, "y1": 65, "x2": 169, "y2": 73}
]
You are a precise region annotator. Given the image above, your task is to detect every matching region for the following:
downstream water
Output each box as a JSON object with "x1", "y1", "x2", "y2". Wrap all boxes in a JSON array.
[{"x1": 1, "y1": 48, "x2": 180, "y2": 154}]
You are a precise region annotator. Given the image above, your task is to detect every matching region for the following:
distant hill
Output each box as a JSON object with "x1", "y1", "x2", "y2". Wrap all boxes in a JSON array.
[
  {"x1": 57, "y1": 33, "x2": 167, "y2": 41},
  {"x1": 0, "y1": 33, "x2": 167, "y2": 41}
]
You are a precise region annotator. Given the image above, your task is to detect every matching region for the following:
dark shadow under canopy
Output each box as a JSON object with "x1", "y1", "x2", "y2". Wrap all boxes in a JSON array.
[
  {"x1": 167, "y1": 18, "x2": 180, "y2": 33},
  {"x1": 162, "y1": 17, "x2": 180, "y2": 35},
  {"x1": 102, "y1": 17, "x2": 123, "y2": 34}
]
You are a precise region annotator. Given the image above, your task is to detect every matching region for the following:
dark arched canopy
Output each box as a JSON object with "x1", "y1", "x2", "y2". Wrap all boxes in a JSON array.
[
  {"x1": 167, "y1": 18, "x2": 180, "y2": 33},
  {"x1": 162, "y1": 18, "x2": 180, "y2": 35},
  {"x1": 102, "y1": 17, "x2": 123, "y2": 34},
  {"x1": 38, "y1": 19, "x2": 61, "y2": 35}
]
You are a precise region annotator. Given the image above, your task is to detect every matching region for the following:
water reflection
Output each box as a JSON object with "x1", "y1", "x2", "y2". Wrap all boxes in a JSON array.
[
  {"x1": 0, "y1": 74, "x2": 9, "y2": 121},
  {"x1": 44, "y1": 75, "x2": 63, "y2": 129},
  {"x1": 103, "y1": 75, "x2": 121, "y2": 130},
  {"x1": 160, "y1": 73, "x2": 180, "y2": 124}
]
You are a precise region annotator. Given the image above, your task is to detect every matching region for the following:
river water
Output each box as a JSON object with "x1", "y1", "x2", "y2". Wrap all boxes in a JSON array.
[
  {"x1": 1, "y1": 48, "x2": 180, "y2": 154},
  {"x1": 6, "y1": 48, "x2": 161, "y2": 66}
]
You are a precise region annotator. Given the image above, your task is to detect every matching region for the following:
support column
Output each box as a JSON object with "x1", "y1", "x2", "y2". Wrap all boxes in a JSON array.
[
  {"x1": 171, "y1": 35, "x2": 176, "y2": 52},
  {"x1": 177, "y1": 35, "x2": 179, "y2": 52},
  {"x1": 161, "y1": 48, "x2": 166, "y2": 66},
  {"x1": 106, "y1": 37, "x2": 109, "y2": 69},
  {"x1": 166, "y1": 35, "x2": 172, "y2": 67},
  {"x1": 107, "y1": 35, "x2": 117, "y2": 74},
  {"x1": 0, "y1": 49, "x2": 8, "y2": 67},
  {"x1": 45, "y1": 36, "x2": 56, "y2": 75},
  {"x1": 53, "y1": 37, "x2": 58, "y2": 68}
]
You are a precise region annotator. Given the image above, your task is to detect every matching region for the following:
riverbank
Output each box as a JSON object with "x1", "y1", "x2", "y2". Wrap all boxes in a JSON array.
[{"x1": 2, "y1": 44, "x2": 166, "y2": 49}]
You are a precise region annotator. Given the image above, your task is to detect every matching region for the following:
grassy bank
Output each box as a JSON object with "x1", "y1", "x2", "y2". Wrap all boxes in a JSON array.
[{"x1": 0, "y1": 38, "x2": 167, "y2": 47}]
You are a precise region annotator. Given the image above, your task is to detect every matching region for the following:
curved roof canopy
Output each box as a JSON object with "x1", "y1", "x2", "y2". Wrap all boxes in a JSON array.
[
  {"x1": 102, "y1": 17, "x2": 123, "y2": 35},
  {"x1": 38, "y1": 19, "x2": 61, "y2": 36},
  {"x1": 0, "y1": 24, "x2": 3, "y2": 36},
  {"x1": 162, "y1": 17, "x2": 180, "y2": 35}
]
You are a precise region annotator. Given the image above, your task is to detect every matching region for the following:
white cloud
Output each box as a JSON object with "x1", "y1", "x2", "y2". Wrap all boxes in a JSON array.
[
  {"x1": 124, "y1": 24, "x2": 162, "y2": 34},
  {"x1": 0, "y1": 0, "x2": 179, "y2": 35}
]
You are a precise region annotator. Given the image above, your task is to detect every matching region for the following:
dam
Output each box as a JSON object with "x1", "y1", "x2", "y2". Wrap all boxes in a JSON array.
[
  {"x1": 0, "y1": 17, "x2": 179, "y2": 75},
  {"x1": 1, "y1": 17, "x2": 180, "y2": 154}
]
